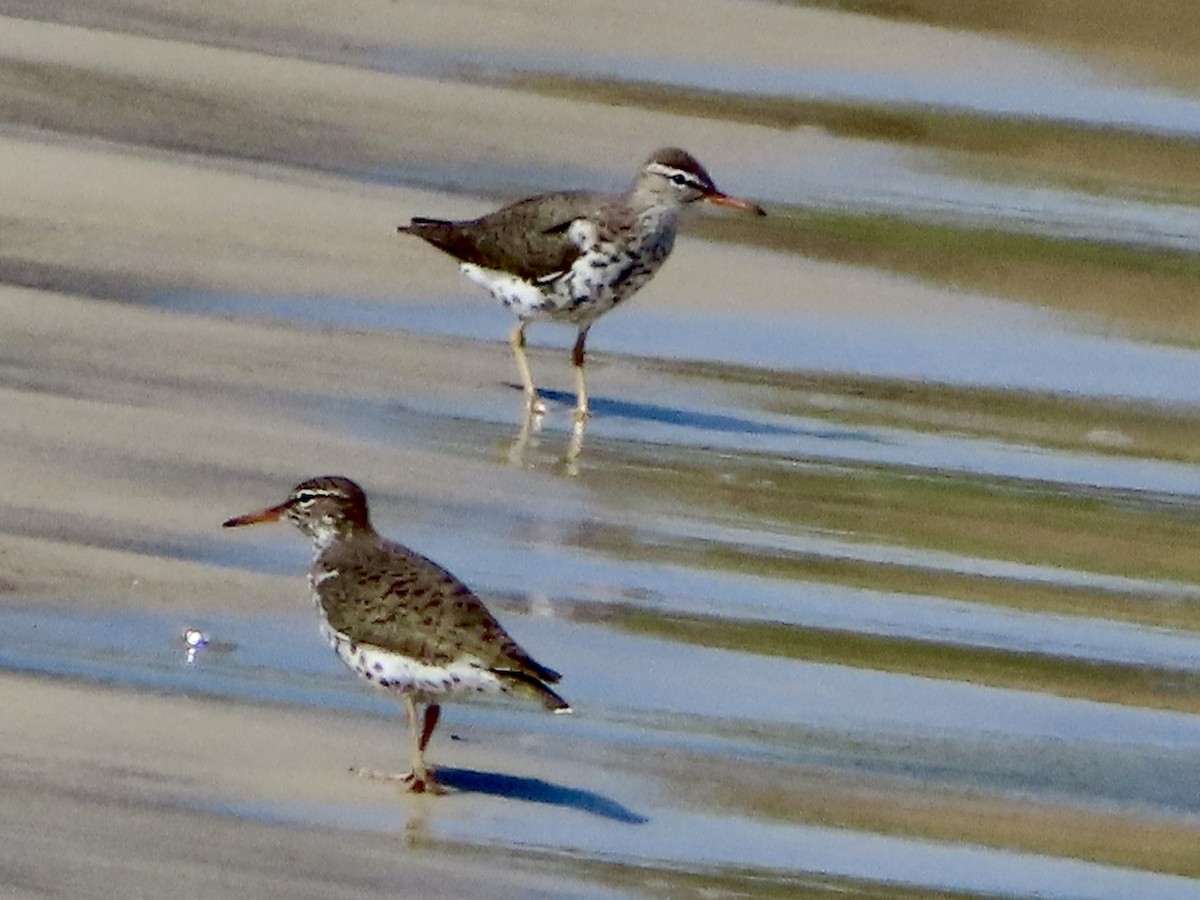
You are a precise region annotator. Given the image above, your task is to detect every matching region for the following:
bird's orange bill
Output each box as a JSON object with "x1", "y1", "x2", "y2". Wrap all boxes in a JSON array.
[
  {"x1": 222, "y1": 504, "x2": 287, "y2": 528},
  {"x1": 705, "y1": 192, "x2": 767, "y2": 216}
]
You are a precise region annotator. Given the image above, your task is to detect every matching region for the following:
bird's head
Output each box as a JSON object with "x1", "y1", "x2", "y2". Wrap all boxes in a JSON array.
[
  {"x1": 635, "y1": 147, "x2": 766, "y2": 215},
  {"x1": 223, "y1": 475, "x2": 372, "y2": 547}
]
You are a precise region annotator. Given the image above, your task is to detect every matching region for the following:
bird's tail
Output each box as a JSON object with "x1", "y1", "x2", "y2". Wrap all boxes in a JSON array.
[
  {"x1": 397, "y1": 217, "x2": 475, "y2": 259},
  {"x1": 496, "y1": 669, "x2": 572, "y2": 714},
  {"x1": 397, "y1": 217, "x2": 453, "y2": 237}
]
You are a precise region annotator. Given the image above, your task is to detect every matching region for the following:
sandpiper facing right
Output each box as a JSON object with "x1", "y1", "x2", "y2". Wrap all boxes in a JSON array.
[{"x1": 399, "y1": 148, "x2": 766, "y2": 419}]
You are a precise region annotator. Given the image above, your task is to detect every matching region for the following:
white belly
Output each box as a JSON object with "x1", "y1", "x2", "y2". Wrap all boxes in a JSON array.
[
  {"x1": 318, "y1": 620, "x2": 505, "y2": 703},
  {"x1": 460, "y1": 263, "x2": 549, "y2": 319}
]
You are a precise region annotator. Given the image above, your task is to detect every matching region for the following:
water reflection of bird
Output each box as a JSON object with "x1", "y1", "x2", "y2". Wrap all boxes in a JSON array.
[
  {"x1": 399, "y1": 148, "x2": 766, "y2": 422},
  {"x1": 506, "y1": 400, "x2": 588, "y2": 476},
  {"x1": 223, "y1": 475, "x2": 570, "y2": 794}
]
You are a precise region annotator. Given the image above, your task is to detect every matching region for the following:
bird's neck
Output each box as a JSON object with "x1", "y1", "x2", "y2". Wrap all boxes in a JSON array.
[
  {"x1": 307, "y1": 520, "x2": 375, "y2": 560},
  {"x1": 627, "y1": 184, "x2": 683, "y2": 218}
]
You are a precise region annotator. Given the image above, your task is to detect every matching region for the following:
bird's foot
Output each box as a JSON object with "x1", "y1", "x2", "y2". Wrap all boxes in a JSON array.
[
  {"x1": 349, "y1": 766, "x2": 446, "y2": 794},
  {"x1": 400, "y1": 769, "x2": 446, "y2": 795}
]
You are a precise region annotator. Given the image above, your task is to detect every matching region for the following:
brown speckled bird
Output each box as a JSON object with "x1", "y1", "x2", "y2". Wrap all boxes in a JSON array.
[
  {"x1": 223, "y1": 475, "x2": 569, "y2": 793},
  {"x1": 398, "y1": 147, "x2": 766, "y2": 419}
]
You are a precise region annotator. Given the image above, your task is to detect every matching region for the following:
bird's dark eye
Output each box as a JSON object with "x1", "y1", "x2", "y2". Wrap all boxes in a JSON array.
[{"x1": 671, "y1": 174, "x2": 688, "y2": 186}]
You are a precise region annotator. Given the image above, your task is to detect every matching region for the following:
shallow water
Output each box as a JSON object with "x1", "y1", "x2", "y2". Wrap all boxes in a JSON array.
[
  {"x1": 5, "y1": 590, "x2": 1200, "y2": 898},
  {"x1": 8, "y1": 4, "x2": 1200, "y2": 896},
  {"x1": 105, "y1": 265, "x2": 1200, "y2": 893},
  {"x1": 10, "y1": 307, "x2": 1200, "y2": 894},
  {"x1": 367, "y1": 35, "x2": 1200, "y2": 257},
  {"x1": 160, "y1": 291, "x2": 1200, "y2": 407},
  {"x1": 380, "y1": 41, "x2": 1200, "y2": 140}
]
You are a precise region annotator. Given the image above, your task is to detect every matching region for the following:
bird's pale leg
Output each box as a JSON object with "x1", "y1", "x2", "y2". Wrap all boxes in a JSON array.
[
  {"x1": 510, "y1": 323, "x2": 547, "y2": 416},
  {"x1": 571, "y1": 326, "x2": 591, "y2": 421},
  {"x1": 402, "y1": 695, "x2": 443, "y2": 794},
  {"x1": 350, "y1": 697, "x2": 441, "y2": 791}
]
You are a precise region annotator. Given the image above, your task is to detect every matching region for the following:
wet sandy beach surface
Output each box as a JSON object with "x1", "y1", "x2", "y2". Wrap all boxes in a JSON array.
[{"x1": 2, "y1": 2, "x2": 1200, "y2": 897}]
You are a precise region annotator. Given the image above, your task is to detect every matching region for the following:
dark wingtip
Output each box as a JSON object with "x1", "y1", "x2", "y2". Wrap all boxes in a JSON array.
[
  {"x1": 399, "y1": 217, "x2": 457, "y2": 238},
  {"x1": 547, "y1": 688, "x2": 572, "y2": 713},
  {"x1": 496, "y1": 668, "x2": 571, "y2": 711}
]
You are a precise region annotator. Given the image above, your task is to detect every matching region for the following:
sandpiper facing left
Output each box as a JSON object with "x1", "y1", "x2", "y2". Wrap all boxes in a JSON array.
[
  {"x1": 223, "y1": 475, "x2": 569, "y2": 793},
  {"x1": 399, "y1": 147, "x2": 765, "y2": 420}
]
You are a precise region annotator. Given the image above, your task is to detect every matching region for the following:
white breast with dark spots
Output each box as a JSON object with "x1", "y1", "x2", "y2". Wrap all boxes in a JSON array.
[
  {"x1": 316, "y1": 619, "x2": 506, "y2": 703},
  {"x1": 461, "y1": 207, "x2": 679, "y2": 324}
]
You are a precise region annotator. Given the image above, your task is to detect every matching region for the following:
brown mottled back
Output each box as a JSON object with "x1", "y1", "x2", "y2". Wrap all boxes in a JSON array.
[
  {"x1": 399, "y1": 190, "x2": 625, "y2": 281},
  {"x1": 313, "y1": 531, "x2": 562, "y2": 687}
]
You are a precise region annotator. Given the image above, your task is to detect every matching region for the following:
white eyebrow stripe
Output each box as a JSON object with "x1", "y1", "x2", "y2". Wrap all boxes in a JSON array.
[
  {"x1": 293, "y1": 489, "x2": 345, "y2": 502},
  {"x1": 645, "y1": 163, "x2": 684, "y2": 176}
]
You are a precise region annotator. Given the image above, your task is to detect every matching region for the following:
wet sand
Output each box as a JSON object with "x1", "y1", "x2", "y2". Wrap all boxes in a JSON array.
[
  {"x1": 3, "y1": 2, "x2": 1200, "y2": 898},
  {"x1": 0, "y1": 673, "x2": 618, "y2": 900},
  {"x1": 0, "y1": 4, "x2": 855, "y2": 895}
]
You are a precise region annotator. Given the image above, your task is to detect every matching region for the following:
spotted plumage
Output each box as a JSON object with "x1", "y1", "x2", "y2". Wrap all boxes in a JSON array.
[
  {"x1": 223, "y1": 475, "x2": 568, "y2": 793},
  {"x1": 399, "y1": 147, "x2": 766, "y2": 419}
]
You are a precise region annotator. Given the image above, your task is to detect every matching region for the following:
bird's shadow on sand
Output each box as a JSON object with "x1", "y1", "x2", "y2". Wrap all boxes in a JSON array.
[
  {"x1": 530, "y1": 387, "x2": 880, "y2": 442},
  {"x1": 436, "y1": 766, "x2": 648, "y2": 824}
]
